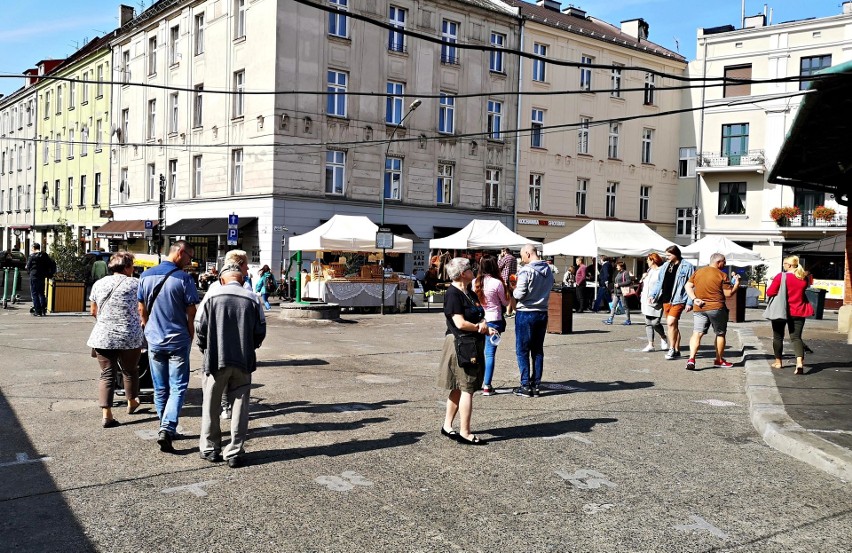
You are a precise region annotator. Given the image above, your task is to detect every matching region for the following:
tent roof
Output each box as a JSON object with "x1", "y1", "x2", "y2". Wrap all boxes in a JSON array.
[
  {"x1": 289, "y1": 215, "x2": 413, "y2": 253},
  {"x1": 542, "y1": 220, "x2": 673, "y2": 257},
  {"x1": 790, "y1": 234, "x2": 846, "y2": 255},
  {"x1": 681, "y1": 235, "x2": 764, "y2": 267},
  {"x1": 428, "y1": 220, "x2": 541, "y2": 250}
]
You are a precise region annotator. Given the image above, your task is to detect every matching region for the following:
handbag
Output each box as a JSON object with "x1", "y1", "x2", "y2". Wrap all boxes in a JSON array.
[
  {"x1": 455, "y1": 333, "x2": 482, "y2": 369},
  {"x1": 763, "y1": 273, "x2": 788, "y2": 321}
]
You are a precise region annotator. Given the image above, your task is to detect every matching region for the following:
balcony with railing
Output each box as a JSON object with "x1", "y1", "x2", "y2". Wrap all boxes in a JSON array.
[
  {"x1": 696, "y1": 149, "x2": 766, "y2": 173},
  {"x1": 777, "y1": 209, "x2": 847, "y2": 228}
]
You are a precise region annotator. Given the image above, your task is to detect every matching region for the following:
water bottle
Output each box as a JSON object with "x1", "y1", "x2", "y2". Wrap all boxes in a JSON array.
[{"x1": 489, "y1": 331, "x2": 501, "y2": 346}]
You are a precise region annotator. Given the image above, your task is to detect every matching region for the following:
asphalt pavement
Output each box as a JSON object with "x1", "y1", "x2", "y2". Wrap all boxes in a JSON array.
[{"x1": 0, "y1": 300, "x2": 849, "y2": 552}]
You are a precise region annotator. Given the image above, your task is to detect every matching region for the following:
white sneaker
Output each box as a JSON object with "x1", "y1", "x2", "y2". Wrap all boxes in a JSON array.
[
  {"x1": 664, "y1": 348, "x2": 680, "y2": 360},
  {"x1": 660, "y1": 340, "x2": 669, "y2": 350},
  {"x1": 221, "y1": 408, "x2": 232, "y2": 420},
  {"x1": 641, "y1": 344, "x2": 655, "y2": 352}
]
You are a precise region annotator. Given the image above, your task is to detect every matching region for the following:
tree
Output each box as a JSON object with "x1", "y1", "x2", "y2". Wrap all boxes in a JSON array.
[{"x1": 48, "y1": 219, "x2": 87, "y2": 281}]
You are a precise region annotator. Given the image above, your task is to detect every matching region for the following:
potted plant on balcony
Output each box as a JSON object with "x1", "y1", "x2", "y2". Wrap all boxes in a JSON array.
[
  {"x1": 770, "y1": 206, "x2": 800, "y2": 226},
  {"x1": 813, "y1": 205, "x2": 836, "y2": 222},
  {"x1": 47, "y1": 219, "x2": 88, "y2": 313}
]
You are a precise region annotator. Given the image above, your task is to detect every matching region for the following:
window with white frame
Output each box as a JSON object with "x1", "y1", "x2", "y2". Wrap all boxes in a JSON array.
[
  {"x1": 490, "y1": 32, "x2": 505, "y2": 73},
  {"x1": 327, "y1": 70, "x2": 347, "y2": 117},
  {"x1": 67, "y1": 177, "x2": 74, "y2": 207},
  {"x1": 325, "y1": 150, "x2": 345, "y2": 195},
  {"x1": 95, "y1": 119, "x2": 102, "y2": 150},
  {"x1": 576, "y1": 178, "x2": 588, "y2": 215},
  {"x1": 94, "y1": 173, "x2": 101, "y2": 205},
  {"x1": 441, "y1": 20, "x2": 458, "y2": 64},
  {"x1": 640, "y1": 185, "x2": 651, "y2": 221},
  {"x1": 53, "y1": 179, "x2": 60, "y2": 208},
  {"x1": 578, "y1": 117, "x2": 590, "y2": 154},
  {"x1": 168, "y1": 159, "x2": 177, "y2": 199},
  {"x1": 27, "y1": 101, "x2": 33, "y2": 125},
  {"x1": 119, "y1": 168, "x2": 128, "y2": 203},
  {"x1": 388, "y1": 6, "x2": 406, "y2": 52},
  {"x1": 69, "y1": 79, "x2": 76, "y2": 108},
  {"x1": 386, "y1": 81, "x2": 404, "y2": 124},
  {"x1": 232, "y1": 149, "x2": 243, "y2": 193},
  {"x1": 328, "y1": 0, "x2": 348, "y2": 38},
  {"x1": 436, "y1": 163, "x2": 453, "y2": 205},
  {"x1": 192, "y1": 155, "x2": 202, "y2": 197},
  {"x1": 384, "y1": 157, "x2": 402, "y2": 200},
  {"x1": 148, "y1": 163, "x2": 156, "y2": 200},
  {"x1": 606, "y1": 181, "x2": 617, "y2": 217},
  {"x1": 532, "y1": 43, "x2": 547, "y2": 82},
  {"x1": 485, "y1": 169, "x2": 500, "y2": 208},
  {"x1": 233, "y1": 70, "x2": 245, "y2": 118},
  {"x1": 580, "y1": 55, "x2": 593, "y2": 91},
  {"x1": 148, "y1": 36, "x2": 157, "y2": 75},
  {"x1": 25, "y1": 184, "x2": 30, "y2": 210},
  {"x1": 169, "y1": 25, "x2": 179, "y2": 65},
  {"x1": 611, "y1": 64, "x2": 622, "y2": 97},
  {"x1": 193, "y1": 84, "x2": 203, "y2": 127},
  {"x1": 169, "y1": 93, "x2": 179, "y2": 133},
  {"x1": 96, "y1": 64, "x2": 104, "y2": 96},
  {"x1": 676, "y1": 207, "x2": 693, "y2": 237},
  {"x1": 679, "y1": 147, "x2": 696, "y2": 177},
  {"x1": 15, "y1": 186, "x2": 21, "y2": 211},
  {"x1": 529, "y1": 174, "x2": 542, "y2": 212},
  {"x1": 68, "y1": 129, "x2": 75, "y2": 157},
  {"x1": 121, "y1": 108, "x2": 130, "y2": 141},
  {"x1": 718, "y1": 182, "x2": 746, "y2": 215},
  {"x1": 122, "y1": 51, "x2": 130, "y2": 84},
  {"x1": 56, "y1": 85, "x2": 63, "y2": 114},
  {"x1": 195, "y1": 13, "x2": 205, "y2": 55},
  {"x1": 79, "y1": 175, "x2": 87, "y2": 207},
  {"x1": 82, "y1": 72, "x2": 89, "y2": 103},
  {"x1": 43, "y1": 134, "x2": 49, "y2": 161},
  {"x1": 644, "y1": 72, "x2": 656, "y2": 105},
  {"x1": 438, "y1": 93, "x2": 454, "y2": 134},
  {"x1": 54, "y1": 133, "x2": 61, "y2": 161},
  {"x1": 44, "y1": 90, "x2": 51, "y2": 117},
  {"x1": 81, "y1": 128, "x2": 88, "y2": 156},
  {"x1": 235, "y1": 0, "x2": 246, "y2": 38},
  {"x1": 487, "y1": 100, "x2": 502, "y2": 139},
  {"x1": 27, "y1": 143, "x2": 33, "y2": 167},
  {"x1": 41, "y1": 182, "x2": 47, "y2": 209},
  {"x1": 641, "y1": 128, "x2": 653, "y2": 164},
  {"x1": 148, "y1": 99, "x2": 156, "y2": 139},
  {"x1": 607, "y1": 122, "x2": 620, "y2": 158},
  {"x1": 531, "y1": 108, "x2": 544, "y2": 148},
  {"x1": 16, "y1": 145, "x2": 22, "y2": 168}
]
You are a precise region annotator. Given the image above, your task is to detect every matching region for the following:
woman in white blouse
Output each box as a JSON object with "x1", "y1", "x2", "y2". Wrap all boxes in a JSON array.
[{"x1": 87, "y1": 252, "x2": 145, "y2": 427}]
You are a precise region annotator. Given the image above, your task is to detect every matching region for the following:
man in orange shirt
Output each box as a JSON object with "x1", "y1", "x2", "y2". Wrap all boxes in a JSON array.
[{"x1": 683, "y1": 253, "x2": 741, "y2": 371}]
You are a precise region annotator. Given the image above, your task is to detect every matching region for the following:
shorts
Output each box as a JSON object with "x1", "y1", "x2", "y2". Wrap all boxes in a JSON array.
[
  {"x1": 693, "y1": 308, "x2": 728, "y2": 336},
  {"x1": 663, "y1": 303, "x2": 686, "y2": 319}
]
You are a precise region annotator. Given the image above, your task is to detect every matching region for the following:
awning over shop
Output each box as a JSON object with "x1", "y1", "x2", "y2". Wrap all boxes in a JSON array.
[
  {"x1": 379, "y1": 223, "x2": 419, "y2": 239},
  {"x1": 167, "y1": 217, "x2": 257, "y2": 236},
  {"x1": 790, "y1": 235, "x2": 846, "y2": 256},
  {"x1": 8, "y1": 225, "x2": 32, "y2": 230},
  {"x1": 94, "y1": 219, "x2": 151, "y2": 240}
]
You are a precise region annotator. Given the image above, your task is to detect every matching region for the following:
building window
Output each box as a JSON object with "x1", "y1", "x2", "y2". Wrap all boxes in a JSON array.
[
  {"x1": 576, "y1": 178, "x2": 588, "y2": 215},
  {"x1": 490, "y1": 32, "x2": 505, "y2": 73},
  {"x1": 485, "y1": 169, "x2": 500, "y2": 208},
  {"x1": 148, "y1": 36, "x2": 157, "y2": 75},
  {"x1": 325, "y1": 150, "x2": 345, "y2": 195},
  {"x1": 438, "y1": 93, "x2": 455, "y2": 134},
  {"x1": 800, "y1": 55, "x2": 831, "y2": 90},
  {"x1": 193, "y1": 155, "x2": 202, "y2": 197},
  {"x1": 168, "y1": 159, "x2": 177, "y2": 199},
  {"x1": 327, "y1": 70, "x2": 347, "y2": 117},
  {"x1": 67, "y1": 177, "x2": 74, "y2": 208},
  {"x1": 721, "y1": 123, "x2": 749, "y2": 161},
  {"x1": 386, "y1": 81, "x2": 404, "y2": 125},
  {"x1": 578, "y1": 117, "x2": 590, "y2": 154},
  {"x1": 27, "y1": 143, "x2": 33, "y2": 167},
  {"x1": 94, "y1": 173, "x2": 101, "y2": 205},
  {"x1": 169, "y1": 25, "x2": 180, "y2": 65},
  {"x1": 69, "y1": 79, "x2": 76, "y2": 108},
  {"x1": 718, "y1": 182, "x2": 746, "y2": 215},
  {"x1": 531, "y1": 108, "x2": 544, "y2": 148},
  {"x1": 580, "y1": 55, "x2": 593, "y2": 91},
  {"x1": 82, "y1": 72, "x2": 89, "y2": 103},
  {"x1": 232, "y1": 149, "x2": 243, "y2": 193},
  {"x1": 121, "y1": 51, "x2": 130, "y2": 84},
  {"x1": 528, "y1": 174, "x2": 542, "y2": 212},
  {"x1": 68, "y1": 129, "x2": 75, "y2": 157},
  {"x1": 56, "y1": 85, "x2": 63, "y2": 114},
  {"x1": 41, "y1": 182, "x2": 47, "y2": 210},
  {"x1": 532, "y1": 43, "x2": 547, "y2": 82},
  {"x1": 676, "y1": 207, "x2": 693, "y2": 237},
  {"x1": 95, "y1": 119, "x2": 103, "y2": 150},
  {"x1": 195, "y1": 13, "x2": 205, "y2": 55},
  {"x1": 25, "y1": 184, "x2": 31, "y2": 211},
  {"x1": 679, "y1": 147, "x2": 696, "y2": 177},
  {"x1": 441, "y1": 19, "x2": 458, "y2": 64},
  {"x1": 81, "y1": 128, "x2": 88, "y2": 156},
  {"x1": 723, "y1": 64, "x2": 752, "y2": 97},
  {"x1": 96, "y1": 64, "x2": 104, "y2": 97},
  {"x1": 606, "y1": 181, "x2": 617, "y2": 217},
  {"x1": 644, "y1": 72, "x2": 656, "y2": 105},
  {"x1": 235, "y1": 0, "x2": 246, "y2": 38},
  {"x1": 611, "y1": 64, "x2": 622, "y2": 97},
  {"x1": 148, "y1": 163, "x2": 156, "y2": 201},
  {"x1": 169, "y1": 92, "x2": 179, "y2": 133},
  {"x1": 641, "y1": 128, "x2": 653, "y2": 164},
  {"x1": 148, "y1": 99, "x2": 156, "y2": 139},
  {"x1": 15, "y1": 186, "x2": 21, "y2": 211},
  {"x1": 54, "y1": 179, "x2": 61, "y2": 208},
  {"x1": 233, "y1": 70, "x2": 245, "y2": 118},
  {"x1": 193, "y1": 84, "x2": 203, "y2": 127},
  {"x1": 43, "y1": 134, "x2": 49, "y2": 161},
  {"x1": 44, "y1": 91, "x2": 51, "y2": 116},
  {"x1": 487, "y1": 100, "x2": 502, "y2": 139},
  {"x1": 436, "y1": 163, "x2": 453, "y2": 205},
  {"x1": 79, "y1": 175, "x2": 87, "y2": 207},
  {"x1": 328, "y1": 0, "x2": 348, "y2": 38},
  {"x1": 639, "y1": 185, "x2": 651, "y2": 221},
  {"x1": 384, "y1": 157, "x2": 402, "y2": 200},
  {"x1": 388, "y1": 6, "x2": 406, "y2": 52},
  {"x1": 119, "y1": 169, "x2": 128, "y2": 203},
  {"x1": 608, "y1": 123, "x2": 620, "y2": 159},
  {"x1": 54, "y1": 133, "x2": 61, "y2": 162},
  {"x1": 121, "y1": 109, "x2": 130, "y2": 142}
]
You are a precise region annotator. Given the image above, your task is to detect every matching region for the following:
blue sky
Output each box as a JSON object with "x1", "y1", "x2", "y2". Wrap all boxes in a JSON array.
[{"x1": 0, "y1": 0, "x2": 844, "y2": 97}]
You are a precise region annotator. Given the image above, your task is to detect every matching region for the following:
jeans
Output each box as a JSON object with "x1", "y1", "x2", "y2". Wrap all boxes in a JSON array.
[
  {"x1": 30, "y1": 276, "x2": 46, "y2": 314},
  {"x1": 608, "y1": 295, "x2": 631, "y2": 321},
  {"x1": 515, "y1": 310, "x2": 548, "y2": 387},
  {"x1": 261, "y1": 293, "x2": 271, "y2": 310},
  {"x1": 148, "y1": 345, "x2": 191, "y2": 435},
  {"x1": 483, "y1": 319, "x2": 506, "y2": 386},
  {"x1": 593, "y1": 286, "x2": 611, "y2": 312}
]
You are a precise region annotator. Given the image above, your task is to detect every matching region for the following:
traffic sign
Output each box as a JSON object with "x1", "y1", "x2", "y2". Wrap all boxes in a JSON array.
[
  {"x1": 144, "y1": 220, "x2": 154, "y2": 229},
  {"x1": 228, "y1": 214, "x2": 239, "y2": 227},
  {"x1": 227, "y1": 228, "x2": 239, "y2": 246}
]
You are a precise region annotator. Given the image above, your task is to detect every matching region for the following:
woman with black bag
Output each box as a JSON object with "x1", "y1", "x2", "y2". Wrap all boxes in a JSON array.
[
  {"x1": 766, "y1": 256, "x2": 813, "y2": 375},
  {"x1": 438, "y1": 257, "x2": 495, "y2": 446}
]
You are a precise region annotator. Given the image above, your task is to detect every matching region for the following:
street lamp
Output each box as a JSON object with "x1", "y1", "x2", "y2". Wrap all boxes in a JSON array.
[{"x1": 380, "y1": 98, "x2": 421, "y2": 315}]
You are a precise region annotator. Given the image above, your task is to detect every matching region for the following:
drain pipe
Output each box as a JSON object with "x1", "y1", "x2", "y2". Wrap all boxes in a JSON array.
[
  {"x1": 512, "y1": 18, "x2": 525, "y2": 233},
  {"x1": 694, "y1": 37, "x2": 708, "y2": 241}
]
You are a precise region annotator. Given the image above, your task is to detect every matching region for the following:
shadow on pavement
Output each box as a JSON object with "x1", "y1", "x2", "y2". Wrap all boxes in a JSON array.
[
  {"x1": 484, "y1": 417, "x2": 618, "y2": 442},
  {"x1": 249, "y1": 399, "x2": 408, "y2": 420},
  {"x1": 249, "y1": 416, "x2": 390, "y2": 438},
  {"x1": 246, "y1": 431, "x2": 425, "y2": 465},
  {"x1": 543, "y1": 379, "x2": 654, "y2": 396},
  {"x1": 257, "y1": 358, "x2": 329, "y2": 367}
]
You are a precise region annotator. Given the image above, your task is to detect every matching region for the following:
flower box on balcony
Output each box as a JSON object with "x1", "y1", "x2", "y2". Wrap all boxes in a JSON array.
[
  {"x1": 770, "y1": 206, "x2": 800, "y2": 226},
  {"x1": 813, "y1": 206, "x2": 836, "y2": 222}
]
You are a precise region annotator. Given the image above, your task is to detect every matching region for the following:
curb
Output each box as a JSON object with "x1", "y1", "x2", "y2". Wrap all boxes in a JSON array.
[{"x1": 737, "y1": 327, "x2": 852, "y2": 482}]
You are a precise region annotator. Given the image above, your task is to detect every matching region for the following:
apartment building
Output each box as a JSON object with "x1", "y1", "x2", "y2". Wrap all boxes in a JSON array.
[
  {"x1": 109, "y1": 0, "x2": 522, "y2": 272},
  {"x1": 678, "y1": 3, "x2": 851, "y2": 272},
  {"x1": 505, "y1": 0, "x2": 687, "y2": 245}
]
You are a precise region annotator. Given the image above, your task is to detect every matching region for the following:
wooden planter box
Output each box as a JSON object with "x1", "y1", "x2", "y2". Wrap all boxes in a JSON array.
[{"x1": 47, "y1": 280, "x2": 87, "y2": 313}]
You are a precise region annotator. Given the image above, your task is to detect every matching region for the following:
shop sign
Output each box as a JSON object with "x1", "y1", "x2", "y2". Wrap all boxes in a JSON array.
[
  {"x1": 128, "y1": 231, "x2": 145, "y2": 238},
  {"x1": 97, "y1": 233, "x2": 126, "y2": 240},
  {"x1": 517, "y1": 218, "x2": 566, "y2": 227}
]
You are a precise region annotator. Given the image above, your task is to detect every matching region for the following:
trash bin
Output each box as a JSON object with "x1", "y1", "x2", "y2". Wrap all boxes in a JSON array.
[
  {"x1": 805, "y1": 287, "x2": 826, "y2": 320},
  {"x1": 724, "y1": 286, "x2": 747, "y2": 323},
  {"x1": 547, "y1": 286, "x2": 574, "y2": 334}
]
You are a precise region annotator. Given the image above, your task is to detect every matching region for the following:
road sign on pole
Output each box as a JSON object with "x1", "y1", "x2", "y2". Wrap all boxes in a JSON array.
[
  {"x1": 228, "y1": 214, "x2": 239, "y2": 227},
  {"x1": 227, "y1": 228, "x2": 239, "y2": 246}
]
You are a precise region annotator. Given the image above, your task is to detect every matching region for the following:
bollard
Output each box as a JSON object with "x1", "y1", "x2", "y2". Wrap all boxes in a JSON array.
[{"x1": 10, "y1": 268, "x2": 19, "y2": 304}]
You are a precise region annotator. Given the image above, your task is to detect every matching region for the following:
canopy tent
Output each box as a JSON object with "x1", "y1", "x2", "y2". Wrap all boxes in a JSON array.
[
  {"x1": 289, "y1": 215, "x2": 413, "y2": 253},
  {"x1": 681, "y1": 235, "x2": 764, "y2": 267},
  {"x1": 428, "y1": 220, "x2": 541, "y2": 250},
  {"x1": 542, "y1": 220, "x2": 673, "y2": 258}
]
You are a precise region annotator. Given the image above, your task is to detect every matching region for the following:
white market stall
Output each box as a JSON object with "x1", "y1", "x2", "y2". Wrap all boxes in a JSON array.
[
  {"x1": 542, "y1": 220, "x2": 673, "y2": 258},
  {"x1": 429, "y1": 219, "x2": 542, "y2": 250},
  {"x1": 681, "y1": 235, "x2": 764, "y2": 267}
]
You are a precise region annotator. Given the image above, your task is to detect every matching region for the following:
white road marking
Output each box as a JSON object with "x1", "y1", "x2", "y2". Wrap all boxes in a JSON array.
[
  {"x1": 161, "y1": 481, "x2": 218, "y2": 498},
  {"x1": 694, "y1": 399, "x2": 738, "y2": 407},
  {"x1": 674, "y1": 515, "x2": 729, "y2": 539},
  {"x1": 0, "y1": 453, "x2": 52, "y2": 468},
  {"x1": 630, "y1": 368, "x2": 651, "y2": 373},
  {"x1": 807, "y1": 429, "x2": 852, "y2": 435},
  {"x1": 555, "y1": 469, "x2": 616, "y2": 489}
]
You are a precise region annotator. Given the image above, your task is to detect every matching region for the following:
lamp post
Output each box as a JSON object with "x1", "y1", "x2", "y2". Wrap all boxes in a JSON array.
[{"x1": 380, "y1": 98, "x2": 421, "y2": 315}]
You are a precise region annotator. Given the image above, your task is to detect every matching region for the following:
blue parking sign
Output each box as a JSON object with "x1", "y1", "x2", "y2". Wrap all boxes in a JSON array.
[{"x1": 227, "y1": 227, "x2": 239, "y2": 245}]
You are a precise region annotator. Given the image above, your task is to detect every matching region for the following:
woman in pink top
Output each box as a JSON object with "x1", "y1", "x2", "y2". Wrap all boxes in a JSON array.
[
  {"x1": 766, "y1": 256, "x2": 814, "y2": 374},
  {"x1": 474, "y1": 255, "x2": 509, "y2": 395}
]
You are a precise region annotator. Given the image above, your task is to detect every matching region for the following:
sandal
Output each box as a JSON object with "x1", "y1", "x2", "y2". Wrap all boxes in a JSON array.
[
  {"x1": 794, "y1": 366, "x2": 804, "y2": 375},
  {"x1": 457, "y1": 434, "x2": 487, "y2": 446},
  {"x1": 770, "y1": 362, "x2": 783, "y2": 369},
  {"x1": 440, "y1": 426, "x2": 459, "y2": 441},
  {"x1": 127, "y1": 398, "x2": 141, "y2": 415}
]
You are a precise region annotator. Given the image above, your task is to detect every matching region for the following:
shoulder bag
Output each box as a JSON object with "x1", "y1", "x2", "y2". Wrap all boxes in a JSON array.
[
  {"x1": 763, "y1": 273, "x2": 788, "y2": 321},
  {"x1": 454, "y1": 290, "x2": 485, "y2": 369}
]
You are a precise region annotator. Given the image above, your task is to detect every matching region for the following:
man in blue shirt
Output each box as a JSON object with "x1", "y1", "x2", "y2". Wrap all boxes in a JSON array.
[{"x1": 137, "y1": 240, "x2": 200, "y2": 453}]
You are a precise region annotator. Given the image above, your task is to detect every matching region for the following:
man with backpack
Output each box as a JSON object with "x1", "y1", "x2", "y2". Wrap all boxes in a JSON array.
[{"x1": 25, "y1": 243, "x2": 55, "y2": 317}]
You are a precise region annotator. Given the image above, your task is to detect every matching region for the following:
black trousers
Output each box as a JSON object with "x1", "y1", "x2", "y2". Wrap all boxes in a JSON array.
[{"x1": 771, "y1": 317, "x2": 806, "y2": 359}]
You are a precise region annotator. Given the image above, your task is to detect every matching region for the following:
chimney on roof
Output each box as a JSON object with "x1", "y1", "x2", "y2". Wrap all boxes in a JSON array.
[
  {"x1": 844, "y1": 1, "x2": 852, "y2": 15},
  {"x1": 119, "y1": 4, "x2": 135, "y2": 26},
  {"x1": 621, "y1": 18, "x2": 649, "y2": 40},
  {"x1": 743, "y1": 14, "x2": 766, "y2": 29},
  {"x1": 536, "y1": 0, "x2": 562, "y2": 11},
  {"x1": 562, "y1": 5, "x2": 587, "y2": 18}
]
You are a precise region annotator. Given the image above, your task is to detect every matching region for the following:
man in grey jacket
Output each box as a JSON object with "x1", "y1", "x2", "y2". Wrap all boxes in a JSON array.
[
  {"x1": 512, "y1": 245, "x2": 554, "y2": 397},
  {"x1": 195, "y1": 263, "x2": 266, "y2": 468}
]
